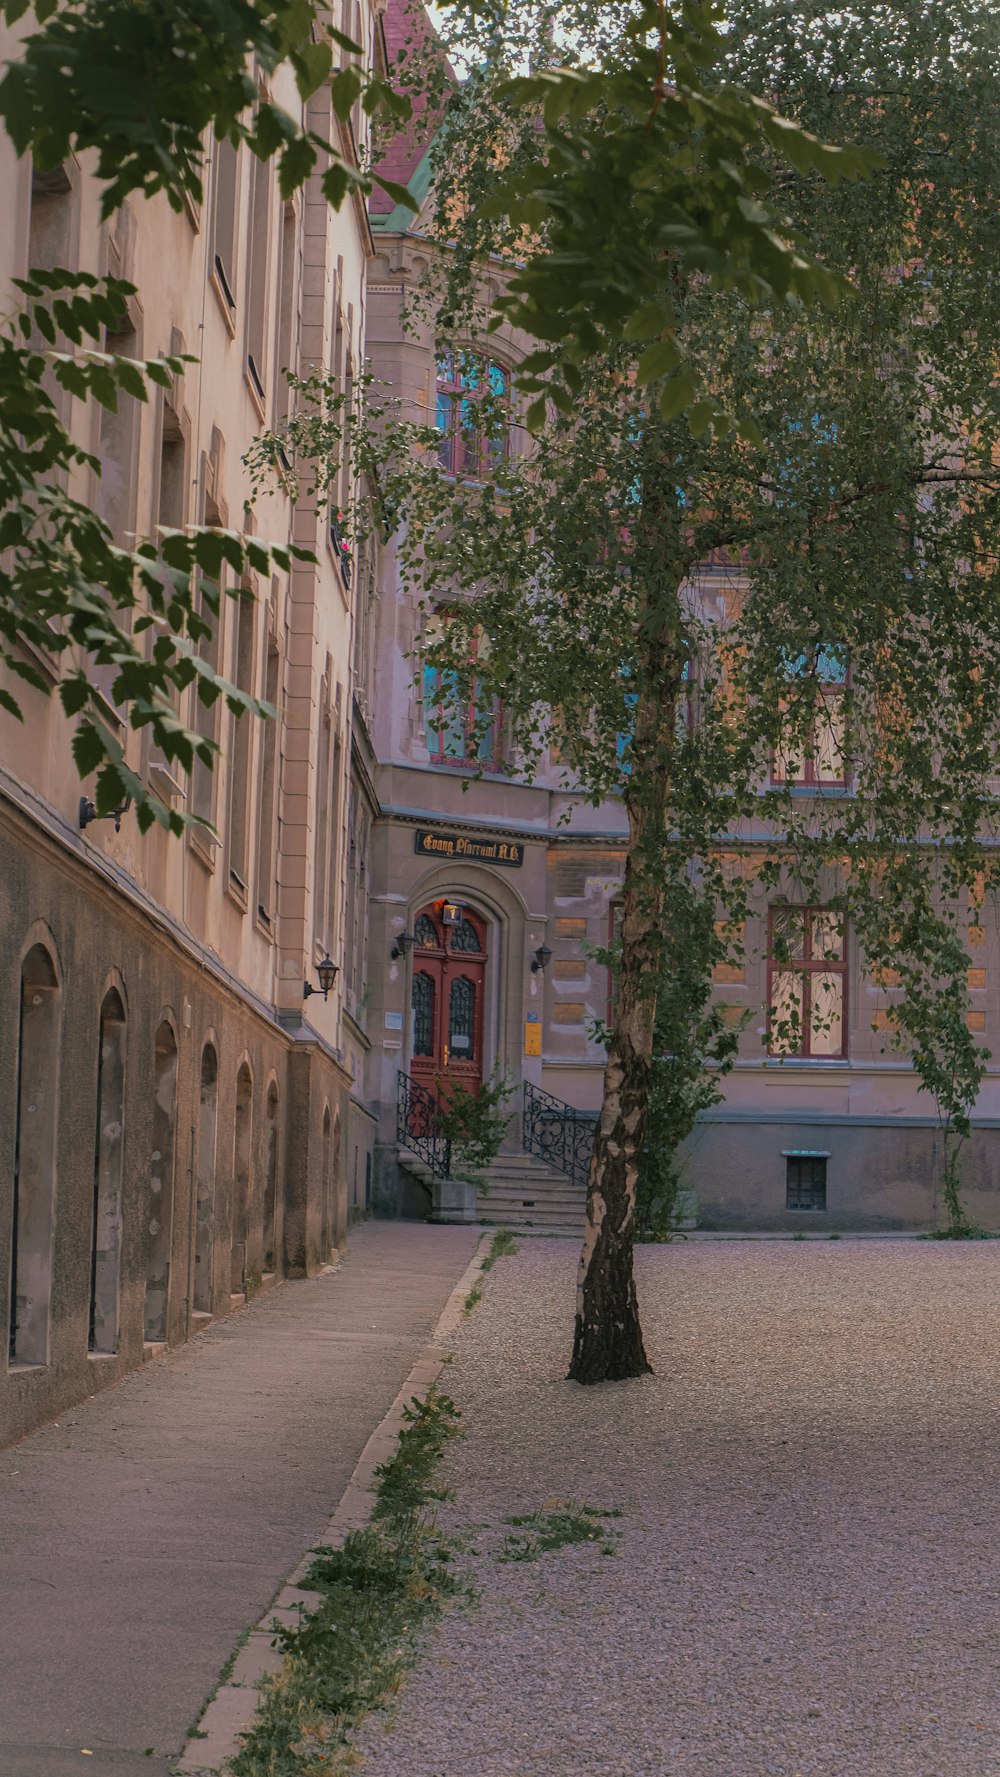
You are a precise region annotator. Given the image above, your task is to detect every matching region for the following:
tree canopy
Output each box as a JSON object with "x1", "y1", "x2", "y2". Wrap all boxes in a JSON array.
[{"x1": 354, "y1": 0, "x2": 1000, "y2": 1370}]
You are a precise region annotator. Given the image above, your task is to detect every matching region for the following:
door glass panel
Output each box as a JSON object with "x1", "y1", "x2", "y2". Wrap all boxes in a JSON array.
[
  {"x1": 412, "y1": 972, "x2": 435, "y2": 1057},
  {"x1": 450, "y1": 917, "x2": 482, "y2": 954},
  {"x1": 414, "y1": 913, "x2": 439, "y2": 949},
  {"x1": 449, "y1": 976, "x2": 476, "y2": 1059}
]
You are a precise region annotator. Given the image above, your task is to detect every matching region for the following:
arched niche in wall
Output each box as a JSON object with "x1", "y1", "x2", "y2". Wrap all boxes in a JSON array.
[
  {"x1": 194, "y1": 1041, "x2": 218, "y2": 1315},
  {"x1": 263, "y1": 1079, "x2": 279, "y2": 1275},
  {"x1": 90, "y1": 986, "x2": 126, "y2": 1354},
  {"x1": 230, "y1": 1061, "x2": 253, "y2": 1296},
  {"x1": 9, "y1": 942, "x2": 62, "y2": 1367},
  {"x1": 320, "y1": 1104, "x2": 332, "y2": 1262},
  {"x1": 145, "y1": 1019, "x2": 178, "y2": 1344}
]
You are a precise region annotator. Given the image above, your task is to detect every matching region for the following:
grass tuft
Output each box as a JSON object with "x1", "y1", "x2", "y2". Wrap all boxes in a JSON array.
[
  {"x1": 230, "y1": 1389, "x2": 463, "y2": 1777},
  {"x1": 498, "y1": 1501, "x2": 622, "y2": 1563}
]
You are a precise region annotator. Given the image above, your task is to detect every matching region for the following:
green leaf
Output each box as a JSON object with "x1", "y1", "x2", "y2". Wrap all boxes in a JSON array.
[{"x1": 636, "y1": 340, "x2": 681, "y2": 385}]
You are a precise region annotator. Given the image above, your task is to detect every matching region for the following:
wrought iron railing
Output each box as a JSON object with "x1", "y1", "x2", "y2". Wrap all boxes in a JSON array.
[
  {"x1": 397, "y1": 1071, "x2": 452, "y2": 1180},
  {"x1": 522, "y1": 1082, "x2": 596, "y2": 1190}
]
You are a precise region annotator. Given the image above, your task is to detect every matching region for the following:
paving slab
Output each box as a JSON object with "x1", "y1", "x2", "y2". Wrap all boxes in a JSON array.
[{"x1": 0, "y1": 1220, "x2": 479, "y2": 1777}]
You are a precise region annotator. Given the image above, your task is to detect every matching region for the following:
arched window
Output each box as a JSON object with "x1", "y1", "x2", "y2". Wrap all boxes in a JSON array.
[
  {"x1": 230, "y1": 1063, "x2": 253, "y2": 1296},
  {"x1": 9, "y1": 945, "x2": 60, "y2": 1366},
  {"x1": 414, "y1": 912, "x2": 440, "y2": 949},
  {"x1": 145, "y1": 1022, "x2": 177, "y2": 1344},
  {"x1": 194, "y1": 1044, "x2": 218, "y2": 1314},
  {"x1": 451, "y1": 917, "x2": 482, "y2": 954},
  {"x1": 263, "y1": 1082, "x2": 279, "y2": 1275},
  {"x1": 90, "y1": 988, "x2": 126, "y2": 1354},
  {"x1": 435, "y1": 351, "x2": 509, "y2": 479}
]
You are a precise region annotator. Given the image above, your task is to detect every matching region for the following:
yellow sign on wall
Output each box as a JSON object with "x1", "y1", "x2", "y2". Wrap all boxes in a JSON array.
[{"x1": 524, "y1": 1021, "x2": 541, "y2": 1056}]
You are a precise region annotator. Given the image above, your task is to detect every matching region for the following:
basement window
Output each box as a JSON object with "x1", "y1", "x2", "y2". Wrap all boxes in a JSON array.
[{"x1": 784, "y1": 1150, "x2": 828, "y2": 1212}]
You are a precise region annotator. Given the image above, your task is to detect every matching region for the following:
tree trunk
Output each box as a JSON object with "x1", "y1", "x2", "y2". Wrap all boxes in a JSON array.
[{"x1": 569, "y1": 689, "x2": 674, "y2": 1384}]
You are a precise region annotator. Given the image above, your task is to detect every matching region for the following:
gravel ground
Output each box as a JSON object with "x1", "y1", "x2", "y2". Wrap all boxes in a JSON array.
[{"x1": 357, "y1": 1236, "x2": 1000, "y2": 1777}]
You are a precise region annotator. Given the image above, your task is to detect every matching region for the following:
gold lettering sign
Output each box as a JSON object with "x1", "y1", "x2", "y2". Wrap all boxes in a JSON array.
[{"x1": 413, "y1": 828, "x2": 525, "y2": 868}]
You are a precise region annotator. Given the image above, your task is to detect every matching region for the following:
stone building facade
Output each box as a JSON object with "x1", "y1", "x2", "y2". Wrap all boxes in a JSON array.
[
  {"x1": 362, "y1": 21, "x2": 1000, "y2": 1235},
  {"x1": 0, "y1": 13, "x2": 383, "y2": 1444}
]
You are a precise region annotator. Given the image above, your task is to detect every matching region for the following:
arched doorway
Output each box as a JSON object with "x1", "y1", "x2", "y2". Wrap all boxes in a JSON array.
[{"x1": 410, "y1": 902, "x2": 487, "y2": 1097}]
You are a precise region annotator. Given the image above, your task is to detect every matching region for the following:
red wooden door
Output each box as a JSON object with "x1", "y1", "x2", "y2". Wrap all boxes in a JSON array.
[{"x1": 410, "y1": 904, "x2": 486, "y2": 1100}]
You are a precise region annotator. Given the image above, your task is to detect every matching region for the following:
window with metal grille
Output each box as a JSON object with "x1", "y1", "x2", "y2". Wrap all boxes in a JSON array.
[{"x1": 785, "y1": 1152, "x2": 828, "y2": 1211}]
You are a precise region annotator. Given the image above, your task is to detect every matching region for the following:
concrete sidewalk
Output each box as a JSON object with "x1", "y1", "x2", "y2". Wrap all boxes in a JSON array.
[{"x1": 0, "y1": 1220, "x2": 480, "y2": 1777}]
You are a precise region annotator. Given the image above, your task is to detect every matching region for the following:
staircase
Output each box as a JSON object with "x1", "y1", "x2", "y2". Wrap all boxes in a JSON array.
[
  {"x1": 395, "y1": 1073, "x2": 594, "y2": 1236},
  {"x1": 479, "y1": 1152, "x2": 586, "y2": 1237}
]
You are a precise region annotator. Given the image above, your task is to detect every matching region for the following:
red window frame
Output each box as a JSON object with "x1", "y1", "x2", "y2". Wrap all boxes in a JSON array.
[
  {"x1": 435, "y1": 350, "x2": 510, "y2": 480},
  {"x1": 767, "y1": 906, "x2": 848, "y2": 1059}
]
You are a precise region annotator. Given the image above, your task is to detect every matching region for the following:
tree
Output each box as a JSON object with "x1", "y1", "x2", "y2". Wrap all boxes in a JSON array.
[
  {"x1": 0, "y1": 0, "x2": 413, "y2": 828},
  {"x1": 371, "y1": 0, "x2": 1000, "y2": 1375}
]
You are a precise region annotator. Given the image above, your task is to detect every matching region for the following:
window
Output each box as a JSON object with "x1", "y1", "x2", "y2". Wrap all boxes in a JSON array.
[
  {"x1": 255, "y1": 627, "x2": 281, "y2": 929},
  {"x1": 771, "y1": 646, "x2": 848, "y2": 788},
  {"x1": 210, "y1": 139, "x2": 239, "y2": 323},
  {"x1": 435, "y1": 351, "x2": 509, "y2": 478},
  {"x1": 190, "y1": 482, "x2": 224, "y2": 831},
  {"x1": 272, "y1": 201, "x2": 298, "y2": 425},
  {"x1": 226, "y1": 589, "x2": 256, "y2": 901},
  {"x1": 785, "y1": 1152, "x2": 828, "y2": 1211},
  {"x1": 423, "y1": 620, "x2": 503, "y2": 771},
  {"x1": 245, "y1": 153, "x2": 271, "y2": 408},
  {"x1": 768, "y1": 908, "x2": 847, "y2": 1058}
]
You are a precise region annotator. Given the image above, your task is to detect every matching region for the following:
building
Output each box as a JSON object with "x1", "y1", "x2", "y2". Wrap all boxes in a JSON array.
[
  {"x1": 361, "y1": 7, "x2": 1000, "y2": 1235},
  {"x1": 0, "y1": 10, "x2": 384, "y2": 1445}
]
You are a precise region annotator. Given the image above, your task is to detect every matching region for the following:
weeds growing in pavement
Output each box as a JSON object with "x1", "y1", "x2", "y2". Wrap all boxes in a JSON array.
[
  {"x1": 499, "y1": 1502, "x2": 622, "y2": 1563},
  {"x1": 230, "y1": 1389, "x2": 463, "y2": 1777},
  {"x1": 480, "y1": 1229, "x2": 518, "y2": 1271},
  {"x1": 463, "y1": 1279, "x2": 484, "y2": 1316},
  {"x1": 464, "y1": 1229, "x2": 518, "y2": 1315}
]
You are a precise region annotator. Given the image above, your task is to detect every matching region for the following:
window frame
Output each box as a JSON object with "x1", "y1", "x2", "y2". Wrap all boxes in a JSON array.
[
  {"x1": 770, "y1": 648, "x2": 851, "y2": 791},
  {"x1": 423, "y1": 617, "x2": 505, "y2": 774},
  {"x1": 767, "y1": 905, "x2": 849, "y2": 1060},
  {"x1": 435, "y1": 349, "x2": 511, "y2": 480}
]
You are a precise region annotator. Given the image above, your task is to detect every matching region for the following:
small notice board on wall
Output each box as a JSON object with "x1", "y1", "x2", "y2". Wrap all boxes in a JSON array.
[{"x1": 524, "y1": 1015, "x2": 541, "y2": 1056}]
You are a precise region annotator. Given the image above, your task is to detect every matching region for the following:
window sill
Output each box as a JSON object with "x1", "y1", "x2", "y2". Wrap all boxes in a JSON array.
[
  {"x1": 226, "y1": 868, "x2": 249, "y2": 914},
  {"x1": 243, "y1": 362, "x2": 266, "y2": 423},
  {"x1": 188, "y1": 826, "x2": 218, "y2": 872},
  {"x1": 255, "y1": 903, "x2": 275, "y2": 944},
  {"x1": 210, "y1": 266, "x2": 237, "y2": 338},
  {"x1": 428, "y1": 754, "x2": 507, "y2": 777}
]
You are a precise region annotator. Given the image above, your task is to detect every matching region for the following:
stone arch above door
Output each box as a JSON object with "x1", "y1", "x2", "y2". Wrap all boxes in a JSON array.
[{"x1": 401, "y1": 859, "x2": 539, "y2": 1091}]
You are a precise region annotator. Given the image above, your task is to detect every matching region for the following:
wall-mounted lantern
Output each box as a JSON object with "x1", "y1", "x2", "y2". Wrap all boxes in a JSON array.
[
  {"x1": 304, "y1": 954, "x2": 339, "y2": 1001},
  {"x1": 531, "y1": 944, "x2": 552, "y2": 974},
  {"x1": 79, "y1": 794, "x2": 132, "y2": 834},
  {"x1": 391, "y1": 929, "x2": 414, "y2": 961}
]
